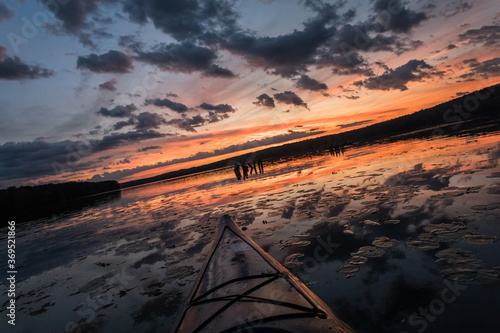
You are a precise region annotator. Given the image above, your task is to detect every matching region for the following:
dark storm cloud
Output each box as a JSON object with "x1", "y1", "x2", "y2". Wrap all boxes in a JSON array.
[
  {"x1": 0, "y1": 46, "x2": 54, "y2": 80},
  {"x1": 77, "y1": 50, "x2": 133, "y2": 73},
  {"x1": 198, "y1": 102, "x2": 235, "y2": 113},
  {"x1": 145, "y1": 98, "x2": 188, "y2": 113},
  {"x1": 122, "y1": 0, "x2": 237, "y2": 42},
  {"x1": 135, "y1": 112, "x2": 166, "y2": 130},
  {"x1": 254, "y1": 94, "x2": 275, "y2": 108},
  {"x1": 138, "y1": 145, "x2": 161, "y2": 152},
  {"x1": 97, "y1": 104, "x2": 137, "y2": 117},
  {"x1": 273, "y1": 91, "x2": 308, "y2": 109},
  {"x1": 113, "y1": 118, "x2": 134, "y2": 130},
  {"x1": 135, "y1": 42, "x2": 233, "y2": 77},
  {"x1": 220, "y1": 16, "x2": 336, "y2": 76},
  {"x1": 315, "y1": 51, "x2": 373, "y2": 76},
  {"x1": 0, "y1": 3, "x2": 14, "y2": 21},
  {"x1": 94, "y1": 130, "x2": 166, "y2": 152},
  {"x1": 0, "y1": 130, "x2": 165, "y2": 183},
  {"x1": 354, "y1": 59, "x2": 443, "y2": 91},
  {"x1": 295, "y1": 74, "x2": 328, "y2": 91},
  {"x1": 458, "y1": 25, "x2": 500, "y2": 47},
  {"x1": 202, "y1": 64, "x2": 237, "y2": 78},
  {"x1": 460, "y1": 57, "x2": 500, "y2": 79},
  {"x1": 98, "y1": 78, "x2": 117, "y2": 91},
  {"x1": 166, "y1": 115, "x2": 205, "y2": 132},
  {"x1": 371, "y1": 0, "x2": 427, "y2": 33}
]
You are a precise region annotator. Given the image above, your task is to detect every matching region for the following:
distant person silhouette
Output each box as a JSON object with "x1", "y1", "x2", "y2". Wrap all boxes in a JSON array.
[
  {"x1": 234, "y1": 163, "x2": 241, "y2": 180},
  {"x1": 258, "y1": 159, "x2": 264, "y2": 173},
  {"x1": 241, "y1": 161, "x2": 249, "y2": 179}
]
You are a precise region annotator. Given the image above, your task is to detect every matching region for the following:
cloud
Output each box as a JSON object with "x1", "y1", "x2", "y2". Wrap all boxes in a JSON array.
[
  {"x1": 166, "y1": 92, "x2": 178, "y2": 98},
  {"x1": 315, "y1": 51, "x2": 374, "y2": 76},
  {"x1": 0, "y1": 3, "x2": 14, "y2": 21},
  {"x1": 113, "y1": 118, "x2": 135, "y2": 130},
  {"x1": 354, "y1": 59, "x2": 444, "y2": 91},
  {"x1": 97, "y1": 104, "x2": 137, "y2": 117},
  {"x1": 338, "y1": 119, "x2": 372, "y2": 128},
  {"x1": 145, "y1": 98, "x2": 188, "y2": 112},
  {"x1": 135, "y1": 112, "x2": 166, "y2": 130},
  {"x1": 134, "y1": 41, "x2": 233, "y2": 77},
  {"x1": 98, "y1": 78, "x2": 117, "y2": 91},
  {"x1": 94, "y1": 130, "x2": 166, "y2": 152},
  {"x1": 458, "y1": 25, "x2": 500, "y2": 47},
  {"x1": 220, "y1": 15, "x2": 336, "y2": 76},
  {"x1": 254, "y1": 94, "x2": 275, "y2": 108},
  {"x1": 460, "y1": 57, "x2": 500, "y2": 79},
  {"x1": 442, "y1": 0, "x2": 474, "y2": 18},
  {"x1": 166, "y1": 115, "x2": 205, "y2": 132},
  {"x1": 138, "y1": 145, "x2": 161, "y2": 152},
  {"x1": 273, "y1": 91, "x2": 308, "y2": 109},
  {"x1": 0, "y1": 130, "x2": 166, "y2": 184},
  {"x1": 294, "y1": 74, "x2": 328, "y2": 91},
  {"x1": 121, "y1": 0, "x2": 237, "y2": 42},
  {"x1": 117, "y1": 158, "x2": 131, "y2": 164},
  {"x1": 198, "y1": 102, "x2": 235, "y2": 113},
  {"x1": 202, "y1": 64, "x2": 237, "y2": 78},
  {"x1": 0, "y1": 46, "x2": 54, "y2": 80},
  {"x1": 77, "y1": 50, "x2": 133, "y2": 73},
  {"x1": 371, "y1": 0, "x2": 427, "y2": 33},
  {"x1": 39, "y1": 0, "x2": 98, "y2": 34}
]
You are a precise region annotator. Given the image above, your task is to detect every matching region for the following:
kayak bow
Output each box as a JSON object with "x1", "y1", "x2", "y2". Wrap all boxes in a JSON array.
[{"x1": 172, "y1": 215, "x2": 355, "y2": 333}]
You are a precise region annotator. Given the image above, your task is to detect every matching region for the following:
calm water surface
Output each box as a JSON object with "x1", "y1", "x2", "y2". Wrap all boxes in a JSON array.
[{"x1": 1, "y1": 132, "x2": 500, "y2": 333}]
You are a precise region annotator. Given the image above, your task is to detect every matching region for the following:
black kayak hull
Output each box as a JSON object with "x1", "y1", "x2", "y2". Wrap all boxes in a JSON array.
[{"x1": 172, "y1": 215, "x2": 355, "y2": 333}]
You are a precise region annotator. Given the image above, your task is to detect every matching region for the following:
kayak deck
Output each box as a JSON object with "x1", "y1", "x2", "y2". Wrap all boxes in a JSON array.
[{"x1": 172, "y1": 215, "x2": 355, "y2": 333}]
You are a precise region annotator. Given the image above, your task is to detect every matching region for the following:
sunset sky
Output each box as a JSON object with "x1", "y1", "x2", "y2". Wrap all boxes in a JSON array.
[{"x1": 0, "y1": 0, "x2": 499, "y2": 188}]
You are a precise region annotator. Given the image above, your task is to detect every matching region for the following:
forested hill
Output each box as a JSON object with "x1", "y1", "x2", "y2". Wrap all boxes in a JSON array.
[{"x1": 0, "y1": 181, "x2": 120, "y2": 225}]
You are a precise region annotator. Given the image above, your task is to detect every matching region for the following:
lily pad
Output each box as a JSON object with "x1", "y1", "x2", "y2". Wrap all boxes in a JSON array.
[
  {"x1": 407, "y1": 240, "x2": 440, "y2": 251},
  {"x1": 464, "y1": 234, "x2": 498, "y2": 244},
  {"x1": 337, "y1": 264, "x2": 360, "y2": 275},
  {"x1": 372, "y1": 236, "x2": 399, "y2": 248}
]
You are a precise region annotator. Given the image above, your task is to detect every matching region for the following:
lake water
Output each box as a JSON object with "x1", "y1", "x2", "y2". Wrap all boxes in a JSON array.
[{"x1": 1, "y1": 132, "x2": 500, "y2": 333}]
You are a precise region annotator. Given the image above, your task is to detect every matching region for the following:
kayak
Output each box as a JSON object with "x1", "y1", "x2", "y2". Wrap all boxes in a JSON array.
[{"x1": 171, "y1": 215, "x2": 355, "y2": 333}]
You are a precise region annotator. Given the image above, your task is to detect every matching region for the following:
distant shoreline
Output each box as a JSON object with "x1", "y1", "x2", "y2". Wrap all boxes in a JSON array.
[{"x1": 120, "y1": 84, "x2": 500, "y2": 189}]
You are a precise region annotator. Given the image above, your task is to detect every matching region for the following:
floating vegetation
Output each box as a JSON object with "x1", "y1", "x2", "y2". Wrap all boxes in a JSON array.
[
  {"x1": 440, "y1": 266, "x2": 480, "y2": 282},
  {"x1": 419, "y1": 222, "x2": 473, "y2": 243},
  {"x1": 464, "y1": 234, "x2": 498, "y2": 244},
  {"x1": 348, "y1": 256, "x2": 368, "y2": 265},
  {"x1": 372, "y1": 236, "x2": 399, "y2": 248},
  {"x1": 276, "y1": 239, "x2": 311, "y2": 250},
  {"x1": 471, "y1": 203, "x2": 500, "y2": 211},
  {"x1": 381, "y1": 219, "x2": 400, "y2": 225},
  {"x1": 435, "y1": 248, "x2": 474, "y2": 259},
  {"x1": 337, "y1": 264, "x2": 360, "y2": 275},
  {"x1": 363, "y1": 219, "x2": 380, "y2": 226},
  {"x1": 283, "y1": 253, "x2": 304, "y2": 267},
  {"x1": 406, "y1": 240, "x2": 440, "y2": 251},
  {"x1": 352, "y1": 246, "x2": 385, "y2": 258}
]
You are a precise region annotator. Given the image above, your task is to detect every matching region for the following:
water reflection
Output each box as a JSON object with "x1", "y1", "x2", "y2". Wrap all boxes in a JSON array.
[{"x1": 1, "y1": 133, "x2": 499, "y2": 332}]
